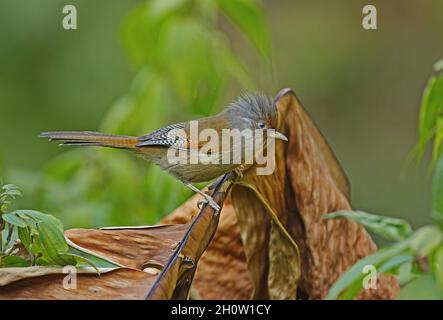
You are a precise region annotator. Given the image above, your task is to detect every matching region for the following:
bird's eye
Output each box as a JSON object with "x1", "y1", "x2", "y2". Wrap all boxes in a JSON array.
[{"x1": 257, "y1": 121, "x2": 266, "y2": 129}]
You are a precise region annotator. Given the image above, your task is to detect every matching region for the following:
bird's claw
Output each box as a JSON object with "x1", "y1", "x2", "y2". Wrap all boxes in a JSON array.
[
  {"x1": 197, "y1": 196, "x2": 221, "y2": 214},
  {"x1": 233, "y1": 165, "x2": 245, "y2": 181}
]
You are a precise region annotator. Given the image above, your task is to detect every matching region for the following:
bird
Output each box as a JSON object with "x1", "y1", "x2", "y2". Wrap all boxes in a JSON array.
[{"x1": 40, "y1": 92, "x2": 288, "y2": 213}]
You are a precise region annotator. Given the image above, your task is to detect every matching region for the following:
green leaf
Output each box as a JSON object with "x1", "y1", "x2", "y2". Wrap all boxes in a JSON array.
[
  {"x1": 35, "y1": 218, "x2": 75, "y2": 266},
  {"x1": 327, "y1": 225, "x2": 443, "y2": 299},
  {"x1": 1, "y1": 184, "x2": 22, "y2": 197},
  {"x1": 5, "y1": 210, "x2": 69, "y2": 264},
  {"x1": 66, "y1": 235, "x2": 122, "y2": 269},
  {"x1": 409, "y1": 225, "x2": 443, "y2": 256},
  {"x1": 379, "y1": 254, "x2": 414, "y2": 273},
  {"x1": 396, "y1": 274, "x2": 443, "y2": 300},
  {"x1": 58, "y1": 252, "x2": 99, "y2": 274},
  {"x1": 432, "y1": 155, "x2": 443, "y2": 227},
  {"x1": 0, "y1": 183, "x2": 22, "y2": 211},
  {"x1": 325, "y1": 210, "x2": 413, "y2": 241},
  {"x1": 2, "y1": 212, "x2": 28, "y2": 228},
  {"x1": 5, "y1": 210, "x2": 97, "y2": 267},
  {"x1": 17, "y1": 226, "x2": 32, "y2": 249},
  {"x1": 149, "y1": 0, "x2": 187, "y2": 18},
  {"x1": 432, "y1": 116, "x2": 443, "y2": 163},
  {"x1": 339, "y1": 252, "x2": 414, "y2": 300},
  {"x1": 416, "y1": 73, "x2": 443, "y2": 162},
  {"x1": 396, "y1": 262, "x2": 420, "y2": 286},
  {"x1": 326, "y1": 240, "x2": 411, "y2": 300},
  {"x1": 0, "y1": 255, "x2": 30, "y2": 268},
  {"x1": 431, "y1": 245, "x2": 443, "y2": 288},
  {"x1": 1, "y1": 224, "x2": 17, "y2": 252},
  {"x1": 216, "y1": 0, "x2": 269, "y2": 57},
  {"x1": 435, "y1": 57, "x2": 443, "y2": 72},
  {"x1": 66, "y1": 245, "x2": 120, "y2": 269}
]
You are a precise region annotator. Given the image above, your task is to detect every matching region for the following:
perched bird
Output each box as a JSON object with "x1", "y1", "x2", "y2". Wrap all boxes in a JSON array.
[{"x1": 40, "y1": 92, "x2": 288, "y2": 212}]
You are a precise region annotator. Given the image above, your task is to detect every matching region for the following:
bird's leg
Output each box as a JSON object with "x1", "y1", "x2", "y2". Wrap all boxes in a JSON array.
[
  {"x1": 206, "y1": 175, "x2": 226, "y2": 193},
  {"x1": 185, "y1": 183, "x2": 221, "y2": 214},
  {"x1": 205, "y1": 166, "x2": 245, "y2": 195}
]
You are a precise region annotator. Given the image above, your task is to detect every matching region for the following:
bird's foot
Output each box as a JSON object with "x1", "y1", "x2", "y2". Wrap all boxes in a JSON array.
[
  {"x1": 233, "y1": 165, "x2": 245, "y2": 181},
  {"x1": 197, "y1": 195, "x2": 221, "y2": 214}
]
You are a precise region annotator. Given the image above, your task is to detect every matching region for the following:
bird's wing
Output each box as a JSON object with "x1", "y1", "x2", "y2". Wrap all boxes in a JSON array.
[
  {"x1": 136, "y1": 117, "x2": 228, "y2": 152},
  {"x1": 137, "y1": 122, "x2": 189, "y2": 149}
]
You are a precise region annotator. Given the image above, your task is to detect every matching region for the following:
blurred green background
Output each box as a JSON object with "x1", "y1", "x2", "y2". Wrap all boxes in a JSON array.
[{"x1": 0, "y1": 0, "x2": 442, "y2": 229}]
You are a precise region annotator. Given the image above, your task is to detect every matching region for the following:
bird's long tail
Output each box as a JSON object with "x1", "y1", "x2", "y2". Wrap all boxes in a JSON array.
[{"x1": 39, "y1": 131, "x2": 139, "y2": 149}]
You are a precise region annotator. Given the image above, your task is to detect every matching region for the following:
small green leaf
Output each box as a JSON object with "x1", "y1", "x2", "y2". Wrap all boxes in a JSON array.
[
  {"x1": 434, "y1": 57, "x2": 443, "y2": 72},
  {"x1": 379, "y1": 254, "x2": 414, "y2": 273},
  {"x1": 2, "y1": 212, "x2": 28, "y2": 228},
  {"x1": 325, "y1": 210, "x2": 413, "y2": 241},
  {"x1": 416, "y1": 73, "x2": 443, "y2": 162},
  {"x1": 67, "y1": 243, "x2": 121, "y2": 269},
  {"x1": 328, "y1": 225, "x2": 443, "y2": 299},
  {"x1": 1, "y1": 225, "x2": 17, "y2": 251},
  {"x1": 396, "y1": 274, "x2": 443, "y2": 300},
  {"x1": 17, "y1": 227, "x2": 32, "y2": 250},
  {"x1": 0, "y1": 183, "x2": 22, "y2": 211},
  {"x1": 59, "y1": 252, "x2": 99, "y2": 274},
  {"x1": 35, "y1": 218, "x2": 74, "y2": 265},
  {"x1": 431, "y1": 245, "x2": 443, "y2": 288},
  {"x1": 149, "y1": 0, "x2": 187, "y2": 18},
  {"x1": 432, "y1": 155, "x2": 443, "y2": 227},
  {"x1": 396, "y1": 262, "x2": 420, "y2": 286},
  {"x1": 339, "y1": 253, "x2": 414, "y2": 300},
  {"x1": 432, "y1": 117, "x2": 443, "y2": 163},
  {"x1": 1, "y1": 184, "x2": 22, "y2": 198},
  {"x1": 326, "y1": 240, "x2": 411, "y2": 300},
  {"x1": 6, "y1": 210, "x2": 96, "y2": 268},
  {"x1": 409, "y1": 225, "x2": 443, "y2": 256},
  {"x1": 0, "y1": 255, "x2": 30, "y2": 268}
]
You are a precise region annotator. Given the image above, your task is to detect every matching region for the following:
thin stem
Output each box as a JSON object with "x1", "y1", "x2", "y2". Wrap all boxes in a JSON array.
[
  {"x1": 0, "y1": 217, "x2": 4, "y2": 253},
  {"x1": 5, "y1": 225, "x2": 13, "y2": 248},
  {"x1": 0, "y1": 199, "x2": 4, "y2": 253}
]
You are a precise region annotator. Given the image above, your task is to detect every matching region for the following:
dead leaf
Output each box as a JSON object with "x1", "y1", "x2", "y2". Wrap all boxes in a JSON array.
[
  {"x1": 0, "y1": 266, "x2": 116, "y2": 287},
  {"x1": 275, "y1": 89, "x2": 398, "y2": 298},
  {"x1": 65, "y1": 224, "x2": 187, "y2": 270},
  {"x1": 0, "y1": 268, "x2": 156, "y2": 299}
]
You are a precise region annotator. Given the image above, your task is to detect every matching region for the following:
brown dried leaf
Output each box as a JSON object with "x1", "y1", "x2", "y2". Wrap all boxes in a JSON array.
[
  {"x1": 275, "y1": 89, "x2": 398, "y2": 298},
  {"x1": 231, "y1": 187, "x2": 272, "y2": 299},
  {"x1": 65, "y1": 224, "x2": 187, "y2": 270},
  {"x1": 268, "y1": 220, "x2": 299, "y2": 299},
  {"x1": 231, "y1": 109, "x2": 302, "y2": 299},
  {"x1": 0, "y1": 268, "x2": 156, "y2": 299},
  {"x1": 0, "y1": 266, "x2": 116, "y2": 287}
]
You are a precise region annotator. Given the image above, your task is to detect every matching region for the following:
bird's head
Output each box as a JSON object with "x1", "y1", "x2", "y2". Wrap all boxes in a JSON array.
[{"x1": 222, "y1": 92, "x2": 288, "y2": 141}]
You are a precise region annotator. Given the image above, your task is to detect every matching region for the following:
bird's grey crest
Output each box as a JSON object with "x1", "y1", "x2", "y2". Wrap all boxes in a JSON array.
[{"x1": 222, "y1": 92, "x2": 276, "y2": 124}]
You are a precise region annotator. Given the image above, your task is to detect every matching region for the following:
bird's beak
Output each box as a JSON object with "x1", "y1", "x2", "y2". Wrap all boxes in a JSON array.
[{"x1": 270, "y1": 131, "x2": 288, "y2": 142}]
